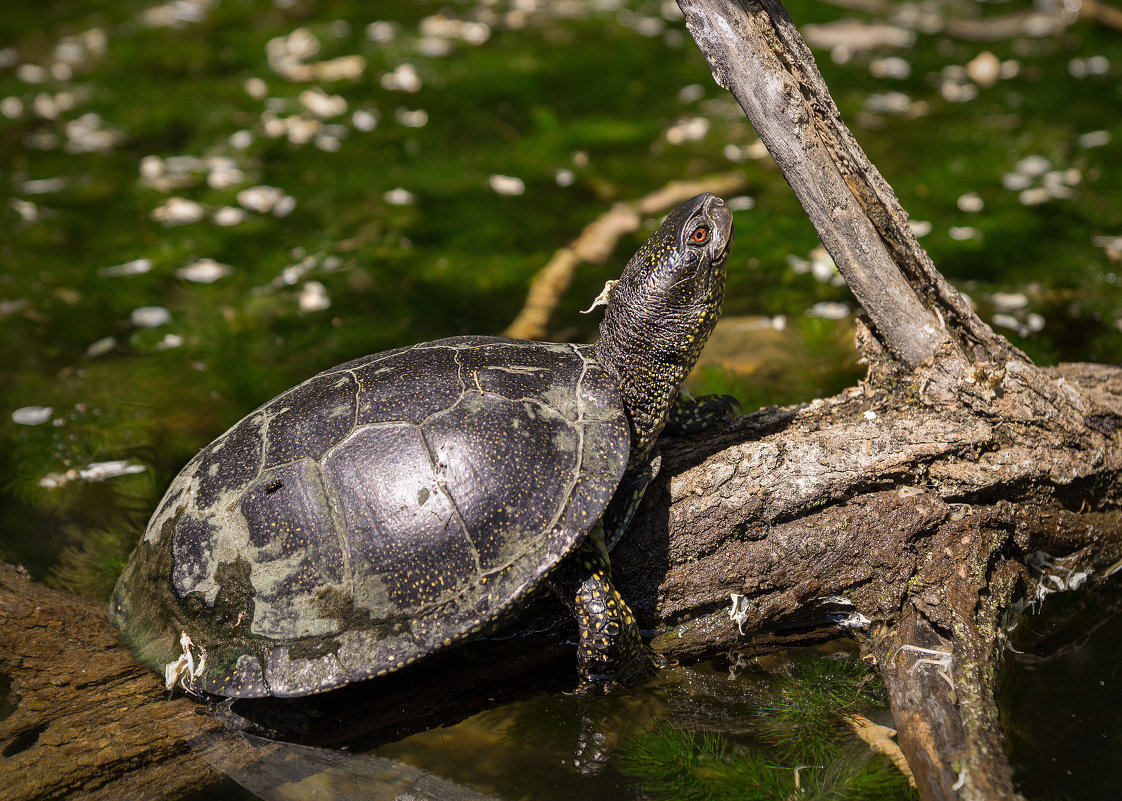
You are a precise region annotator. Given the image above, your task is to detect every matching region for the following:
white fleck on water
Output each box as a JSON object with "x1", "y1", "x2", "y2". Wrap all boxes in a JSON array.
[
  {"x1": 12, "y1": 406, "x2": 54, "y2": 425},
  {"x1": 489, "y1": 174, "x2": 525, "y2": 196},
  {"x1": 131, "y1": 306, "x2": 172, "y2": 327}
]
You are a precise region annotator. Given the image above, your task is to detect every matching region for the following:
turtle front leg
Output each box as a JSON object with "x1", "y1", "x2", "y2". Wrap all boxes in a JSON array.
[
  {"x1": 664, "y1": 390, "x2": 740, "y2": 435},
  {"x1": 549, "y1": 530, "x2": 656, "y2": 694}
]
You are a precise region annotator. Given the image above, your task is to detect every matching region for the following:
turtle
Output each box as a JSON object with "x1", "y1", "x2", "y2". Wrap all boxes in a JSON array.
[{"x1": 109, "y1": 192, "x2": 736, "y2": 699}]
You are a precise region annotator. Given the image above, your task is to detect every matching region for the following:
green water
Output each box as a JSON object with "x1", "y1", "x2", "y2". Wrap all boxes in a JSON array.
[{"x1": 1, "y1": 0, "x2": 1120, "y2": 798}]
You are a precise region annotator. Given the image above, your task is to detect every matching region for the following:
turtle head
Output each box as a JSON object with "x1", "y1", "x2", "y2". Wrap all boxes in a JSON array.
[{"x1": 595, "y1": 192, "x2": 733, "y2": 455}]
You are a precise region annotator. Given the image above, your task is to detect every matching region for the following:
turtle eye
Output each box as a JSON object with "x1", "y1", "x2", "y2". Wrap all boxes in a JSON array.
[{"x1": 690, "y1": 225, "x2": 709, "y2": 244}]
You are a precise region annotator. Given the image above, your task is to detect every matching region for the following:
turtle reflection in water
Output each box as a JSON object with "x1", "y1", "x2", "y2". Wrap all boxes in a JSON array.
[{"x1": 110, "y1": 193, "x2": 737, "y2": 698}]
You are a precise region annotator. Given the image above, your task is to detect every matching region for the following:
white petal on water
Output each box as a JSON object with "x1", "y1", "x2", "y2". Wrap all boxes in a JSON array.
[
  {"x1": 1079, "y1": 130, "x2": 1110, "y2": 148},
  {"x1": 1001, "y1": 172, "x2": 1032, "y2": 191},
  {"x1": 212, "y1": 205, "x2": 245, "y2": 226},
  {"x1": 1019, "y1": 187, "x2": 1050, "y2": 206},
  {"x1": 555, "y1": 168, "x2": 575, "y2": 187},
  {"x1": 1015, "y1": 155, "x2": 1051, "y2": 178},
  {"x1": 395, "y1": 108, "x2": 428, "y2": 128},
  {"x1": 807, "y1": 301, "x2": 851, "y2": 319},
  {"x1": 12, "y1": 406, "x2": 54, "y2": 425},
  {"x1": 237, "y1": 185, "x2": 285, "y2": 213},
  {"x1": 664, "y1": 116, "x2": 709, "y2": 144},
  {"x1": 86, "y1": 336, "x2": 116, "y2": 357},
  {"x1": 949, "y1": 226, "x2": 980, "y2": 241},
  {"x1": 352, "y1": 109, "x2": 378, "y2": 131},
  {"x1": 0, "y1": 96, "x2": 23, "y2": 118},
  {"x1": 909, "y1": 220, "x2": 932, "y2": 237},
  {"x1": 299, "y1": 88, "x2": 347, "y2": 118},
  {"x1": 384, "y1": 187, "x2": 415, "y2": 206},
  {"x1": 156, "y1": 333, "x2": 185, "y2": 350},
  {"x1": 16, "y1": 64, "x2": 47, "y2": 84},
  {"x1": 365, "y1": 21, "x2": 399, "y2": 43},
  {"x1": 965, "y1": 51, "x2": 1000, "y2": 88},
  {"x1": 152, "y1": 197, "x2": 205, "y2": 225},
  {"x1": 380, "y1": 63, "x2": 422, "y2": 93},
  {"x1": 727, "y1": 195, "x2": 755, "y2": 211},
  {"x1": 957, "y1": 192, "x2": 984, "y2": 212},
  {"x1": 99, "y1": 258, "x2": 152, "y2": 278},
  {"x1": 992, "y1": 292, "x2": 1028, "y2": 311},
  {"x1": 273, "y1": 195, "x2": 296, "y2": 217},
  {"x1": 315, "y1": 133, "x2": 342, "y2": 152},
  {"x1": 10, "y1": 198, "x2": 41, "y2": 221},
  {"x1": 131, "y1": 306, "x2": 172, "y2": 327},
  {"x1": 140, "y1": 155, "x2": 165, "y2": 180},
  {"x1": 298, "y1": 281, "x2": 331, "y2": 312},
  {"x1": 676, "y1": 83, "x2": 705, "y2": 103},
  {"x1": 1025, "y1": 313, "x2": 1045, "y2": 333},
  {"x1": 177, "y1": 258, "x2": 232, "y2": 283},
  {"x1": 869, "y1": 56, "x2": 910, "y2": 79},
  {"x1": 489, "y1": 174, "x2": 525, "y2": 196},
  {"x1": 244, "y1": 77, "x2": 268, "y2": 99}
]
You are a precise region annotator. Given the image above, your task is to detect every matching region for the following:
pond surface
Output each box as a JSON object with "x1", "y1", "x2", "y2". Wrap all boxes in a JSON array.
[{"x1": 1, "y1": 0, "x2": 1120, "y2": 798}]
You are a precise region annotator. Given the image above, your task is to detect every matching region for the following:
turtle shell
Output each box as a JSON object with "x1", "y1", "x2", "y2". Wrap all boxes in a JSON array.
[{"x1": 109, "y1": 336, "x2": 630, "y2": 698}]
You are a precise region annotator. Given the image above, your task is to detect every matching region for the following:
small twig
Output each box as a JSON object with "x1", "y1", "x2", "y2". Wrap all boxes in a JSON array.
[{"x1": 844, "y1": 713, "x2": 917, "y2": 787}]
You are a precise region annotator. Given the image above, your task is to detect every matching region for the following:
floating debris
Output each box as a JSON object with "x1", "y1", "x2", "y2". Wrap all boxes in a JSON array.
[
  {"x1": 1069, "y1": 56, "x2": 1111, "y2": 79},
  {"x1": 1079, "y1": 130, "x2": 1111, "y2": 148},
  {"x1": 555, "y1": 168, "x2": 575, "y2": 187},
  {"x1": 177, "y1": 258, "x2": 232, "y2": 283},
  {"x1": 381, "y1": 63, "x2": 422, "y2": 93},
  {"x1": 909, "y1": 220, "x2": 932, "y2": 237},
  {"x1": 86, "y1": 336, "x2": 117, "y2": 358},
  {"x1": 352, "y1": 109, "x2": 378, "y2": 132},
  {"x1": 395, "y1": 108, "x2": 429, "y2": 128},
  {"x1": 65, "y1": 113, "x2": 123, "y2": 154},
  {"x1": 299, "y1": 88, "x2": 347, "y2": 118},
  {"x1": 156, "y1": 333, "x2": 184, "y2": 350},
  {"x1": 383, "y1": 187, "x2": 415, "y2": 206},
  {"x1": 244, "y1": 77, "x2": 268, "y2": 99},
  {"x1": 664, "y1": 116, "x2": 709, "y2": 144},
  {"x1": 965, "y1": 51, "x2": 1000, "y2": 89},
  {"x1": 12, "y1": 406, "x2": 54, "y2": 425},
  {"x1": 957, "y1": 192, "x2": 984, "y2": 213},
  {"x1": 237, "y1": 185, "x2": 286, "y2": 213},
  {"x1": 802, "y1": 20, "x2": 914, "y2": 63},
  {"x1": 489, "y1": 174, "x2": 525, "y2": 196},
  {"x1": 298, "y1": 281, "x2": 331, "y2": 312},
  {"x1": 313, "y1": 55, "x2": 366, "y2": 82},
  {"x1": 39, "y1": 460, "x2": 147, "y2": 489},
  {"x1": 869, "y1": 56, "x2": 910, "y2": 80},
  {"x1": 0, "y1": 96, "x2": 23, "y2": 118},
  {"x1": 676, "y1": 83, "x2": 705, "y2": 103},
  {"x1": 10, "y1": 198, "x2": 42, "y2": 222},
  {"x1": 212, "y1": 205, "x2": 245, "y2": 226},
  {"x1": 1015, "y1": 155, "x2": 1051, "y2": 178},
  {"x1": 991, "y1": 292, "x2": 1028, "y2": 311},
  {"x1": 807, "y1": 301, "x2": 851, "y2": 319},
  {"x1": 152, "y1": 196, "x2": 205, "y2": 226},
  {"x1": 365, "y1": 21, "x2": 399, "y2": 43},
  {"x1": 949, "y1": 226, "x2": 980, "y2": 241},
  {"x1": 727, "y1": 195, "x2": 755, "y2": 211},
  {"x1": 863, "y1": 91, "x2": 926, "y2": 118},
  {"x1": 99, "y1": 258, "x2": 152, "y2": 278},
  {"x1": 20, "y1": 177, "x2": 68, "y2": 195},
  {"x1": 1019, "y1": 187, "x2": 1050, "y2": 206},
  {"x1": 141, "y1": 0, "x2": 216, "y2": 29},
  {"x1": 131, "y1": 306, "x2": 172, "y2": 328},
  {"x1": 419, "y1": 14, "x2": 491, "y2": 46}
]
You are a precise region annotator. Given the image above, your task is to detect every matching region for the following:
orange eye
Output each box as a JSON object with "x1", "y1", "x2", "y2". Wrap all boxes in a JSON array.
[{"x1": 690, "y1": 226, "x2": 709, "y2": 244}]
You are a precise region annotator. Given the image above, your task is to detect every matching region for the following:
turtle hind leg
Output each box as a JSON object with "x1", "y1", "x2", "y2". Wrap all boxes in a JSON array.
[{"x1": 549, "y1": 533, "x2": 659, "y2": 694}]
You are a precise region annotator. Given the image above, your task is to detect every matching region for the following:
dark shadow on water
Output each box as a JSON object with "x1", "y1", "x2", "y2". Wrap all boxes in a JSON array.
[{"x1": 1002, "y1": 577, "x2": 1122, "y2": 800}]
